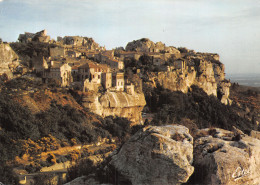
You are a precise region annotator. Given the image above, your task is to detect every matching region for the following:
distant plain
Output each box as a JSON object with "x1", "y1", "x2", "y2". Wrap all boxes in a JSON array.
[{"x1": 227, "y1": 73, "x2": 260, "y2": 88}]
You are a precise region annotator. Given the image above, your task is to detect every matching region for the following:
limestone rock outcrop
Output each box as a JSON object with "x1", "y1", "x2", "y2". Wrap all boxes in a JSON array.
[
  {"x1": 109, "y1": 125, "x2": 194, "y2": 185},
  {"x1": 82, "y1": 91, "x2": 146, "y2": 123},
  {"x1": 125, "y1": 38, "x2": 155, "y2": 52},
  {"x1": 218, "y1": 80, "x2": 232, "y2": 104},
  {"x1": 126, "y1": 39, "x2": 231, "y2": 105},
  {"x1": 0, "y1": 43, "x2": 19, "y2": 78},
  {"x1": 146, "y1": 53, "x2": 231, "y2": 104},
  {"x1": 18, "y1": 29, "x2": 50, "y2": 43},
  {"x1": 250, "y1": 130, "x2": 260, "y2": 140},
  {"x1": 32, "y1": 30, "x2": 50, "y2": 43},
  {"x1": 60, "y1": 36, "x2": 102, "y2": 50},
  {"x1": 125, "y1": 38, "x2": 180, "y2": 55},
  {"x1": 192, "y1": 128, "x2": 260, "y2": 185}
]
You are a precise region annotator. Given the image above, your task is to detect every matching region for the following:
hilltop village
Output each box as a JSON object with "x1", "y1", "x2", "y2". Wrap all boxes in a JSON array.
[
  {"x1": 4, "y1": 30, "x2": 230, "y2": 96},
  {"x1": 0, "y1": 29, "x2": 234, "y2": 123},
  {"x1": 1, "y1": 30, "x2": 260, "y2": 185},
  {"x1": 18, "y1": 30, "x2": 125, "y2": 91},
  {"x1": 15, "y1": 30, "x2": 189, "y2": 93}
]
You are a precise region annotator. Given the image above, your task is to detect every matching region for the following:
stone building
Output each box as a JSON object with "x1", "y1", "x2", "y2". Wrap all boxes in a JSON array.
[
  {"x1": 101, "y1": 72, "x2": 112, "y2": 89},
  {"x1": 94, "y1": 51, "x2": 124, "y2": 70},
  {"x1": 33, "y1": 57, "x2": 48, "y2": 74},
  {"x1": 107, "y1": 59, "x2": 124, "y2": 70},
  {"x1": 18, "y1": 32, "x2": 35, "y2": 43},
  {"x1": 174, "y1": 60, "x2": 186, "y2": 72},
  {"x1": 78, "y1": 63, "x2": 91, "y2": 82},
  {"x1": 112, "y1": 72, "x2": 124, "y2": 91},
  {"x1": 83, "y1": 71, "x2": 102, "y2": 92},
  {"x1": 50, "y1": 47, "x2": 65, "y2": 58},
  {"x1": 119, "y1": 51, "x2": 142, "y2": 61},
  {"x1": 71, "y1": 65, "x2": 79, "y2": 81},
  {"x1": 150, "y1": 54, "x2": 165, "y2": 66},
  {"x1": 67, "y1": 50, "x2": 81, "y2": 58},
  {"x1": 78, "y1": 61, "x2": 110, "y2": 82},
  {"x1": 18, "y1": 30, "x2": 50, "y2": 43},
  {"x1": 95, "y1": 51, "x2": 112, "y2": 63},
  {"x1": 125, "y1": 83, "x2": 135, "y2": 95},
  {"x1": 43, "y1": 61, "x2": 72, "y2": 87}
]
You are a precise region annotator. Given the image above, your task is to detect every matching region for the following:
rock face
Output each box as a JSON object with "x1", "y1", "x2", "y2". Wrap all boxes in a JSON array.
[
  {"x1": 64, "y1": 126, "x2": 260, "y2": 185},
  {"x1": 109, "y1": 125, "x2": 194, "y2": 185},
  {"x1": 192, "y1": 128, "x2": 260, "y2": 185},
  {"x1": 0, "y1": 43, "x2": 19, "y2": 78},
  {"x1": 218, "y1": 80, "x2": 232, "y2": 104},
  {"x1": 82, "y1": 91, "x2": 146, "y2": 123},
  {"x1": 32, "y1": 30, "x2": 50, "y2": 43},
  {"x1": 147, "y1": 54, "x2": 231, "y2": 104},
  {"x1": 125, "y1": 38, "x2": 180, "y2": 55},
  {"x1": 126, "y1": 38, "x2": 231, "y2": 104},
  {"x1": 125, "y1": 38, "x2": 155, "y2": 52},
  {"x1": 18, "y1": 29, "x2": 50, "y2": 43},
  {"x1": 61, "y1": 36, "x2": 102, "y2": 50}
]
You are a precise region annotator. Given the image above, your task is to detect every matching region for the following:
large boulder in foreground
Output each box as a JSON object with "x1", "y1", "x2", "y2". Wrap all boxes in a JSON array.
[
  {"x1": 109, "y1": 125, "x2": 194, "y2": 185},
  {"x1": 192, "y1": 128, "x2": 260, "y2": 185}
]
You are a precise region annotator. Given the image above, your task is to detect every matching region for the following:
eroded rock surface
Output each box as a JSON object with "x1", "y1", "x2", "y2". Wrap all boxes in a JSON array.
[
  {"x1": 0, "y1": 43, "x2": 19, "y2": 78},
  {"x1": 125, "y1": 38, "x2": 180, "y2": 55},
  {"x1": 82, "y1": 91, "x2": 146, "y2": 123},
  {"x1": 109, "y1": 125, "x2": 194, "y2": 185},
  {"x1": 61, "y1": 36, "x2": 102, "y2": 50},
  {"x1": 149, "y1": 57, "x2": 231, "y2": 105},
  {"x1": 192, "y1": 128, "x2": 260, "y2": 185}
]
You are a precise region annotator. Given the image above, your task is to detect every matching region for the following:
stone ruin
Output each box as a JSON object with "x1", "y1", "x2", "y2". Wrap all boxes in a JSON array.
[{"x1": 18, "y1": 29, "x2": 50, "y2": 43}]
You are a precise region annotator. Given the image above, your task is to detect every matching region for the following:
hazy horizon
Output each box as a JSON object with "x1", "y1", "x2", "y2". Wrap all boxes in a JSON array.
[
  {"x1": 226, "y1": 73, "x2": 260, "y2": 87},
  {"x1": 0, "y1": 0, "x2": 260, "y2": 75}
]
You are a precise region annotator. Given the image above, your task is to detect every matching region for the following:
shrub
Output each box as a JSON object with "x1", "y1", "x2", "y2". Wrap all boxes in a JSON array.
[
  {"x1": 25, "y1": 162, "x2": 41, "y2": 173},
  {"x1": 46, "y1": 153, "x2": 56, "y2": 165},
  {"x1": 102, "y1": 116, "x2": 131, "y2": 142},
  {"x1": 0, "y1": 164, "x2": 19, "y2": 184},
  {"x1": 56, "y1": 155, "x2": 69, "y2": 163},
  {"x1": 67, "y1": 158, "x2": 95, "y2": 182},
  {"x1": 148, "y1": 85, "x2": 253, "y2": 132},
  {"x1": 33, "y1": 174, "x2": 57, "y2": 185}
]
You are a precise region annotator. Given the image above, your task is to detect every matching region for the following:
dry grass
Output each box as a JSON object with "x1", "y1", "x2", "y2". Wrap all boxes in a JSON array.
[{"x1": 11, "y1": 90, "x2": 84, "y2": 114}]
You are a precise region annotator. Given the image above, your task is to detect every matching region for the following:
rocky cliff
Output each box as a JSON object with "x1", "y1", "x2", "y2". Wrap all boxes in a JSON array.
[
  {"x1": 60, "y1": 36, "x2": 102, "y2": 50},
  {"x1": 125, "y1": 38, "x2": 231, "y2": 105},
  {"x1": 18, "y1": 29, "x2": 51, "y2": 44},
  {"x1": 125, "y1": 38, "x2": 180, "y2": 55},
  {"x1": 145, "y1": 52, "x2": 231, "y2": 105},
  {"x1": 0, "y1": 43, "x2": 19, "y2": 79},
  {"x1": 82, "y1": 91, "x2": 146, "y2": 123}
]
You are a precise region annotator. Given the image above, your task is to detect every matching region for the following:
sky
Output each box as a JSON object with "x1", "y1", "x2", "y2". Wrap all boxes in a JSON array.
[{"x1": 0, "y1": 0, "x2": 260, "y2": 75}]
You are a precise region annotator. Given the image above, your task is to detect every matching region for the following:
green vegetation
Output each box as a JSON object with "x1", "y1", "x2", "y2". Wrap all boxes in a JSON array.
[
  {"x1": 0, "y1": 74, "x2": 258, "y2": 184},
  {"x1": 0, "y1": 82, "x2": 134, "y2": 183},
  {"x1": 124, "y1": 54, "x2": 160, "y2": 73},
  {"x1": 146, "y1": 85, "x2": 254, "y2": 133}
]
